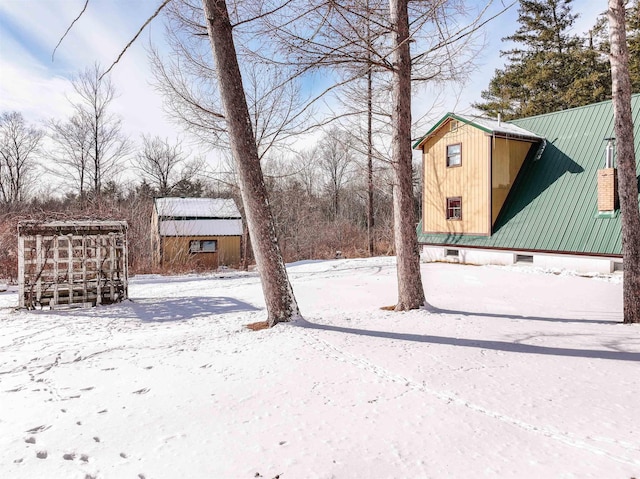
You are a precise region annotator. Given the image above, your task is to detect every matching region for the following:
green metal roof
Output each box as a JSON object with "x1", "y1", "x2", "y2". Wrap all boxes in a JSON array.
[{"x1": 417, "y1": 94, "x2": 640, "y2": 256}]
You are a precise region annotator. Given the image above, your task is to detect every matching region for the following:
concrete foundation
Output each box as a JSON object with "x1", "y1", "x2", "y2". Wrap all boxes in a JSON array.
[{"x1": 421, "y1": 245, "x2": 621, "y2": 274}]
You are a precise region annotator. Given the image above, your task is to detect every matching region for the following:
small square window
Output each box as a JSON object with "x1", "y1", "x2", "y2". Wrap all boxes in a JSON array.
[
  {"x1": 446, "y1": 197, "x2": 462, "y2": 220},
  {"x1": 447, "y1": 143, "x2": 461, "y2": 167},
  {"x1": 202, "y1": 240, "x2": 217, "y2": 252},
  {"x1": 189, "y1": 240, "x2": 217, "y2": 253}
]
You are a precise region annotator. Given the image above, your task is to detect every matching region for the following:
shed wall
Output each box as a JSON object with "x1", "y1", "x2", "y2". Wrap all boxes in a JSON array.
[{"x1": 161, "y1": 235, "x2": 241, "y2": 268}]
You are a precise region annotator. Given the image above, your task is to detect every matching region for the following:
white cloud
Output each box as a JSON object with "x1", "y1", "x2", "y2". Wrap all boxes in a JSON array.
[{"x1": 0, "y1": 0, "x2": 190, "y2": 149}]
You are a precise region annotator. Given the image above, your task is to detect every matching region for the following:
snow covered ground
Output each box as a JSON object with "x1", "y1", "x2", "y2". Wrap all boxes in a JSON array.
[{"x1": 0, "y1": 257, "x2": 638, "y2": 478}]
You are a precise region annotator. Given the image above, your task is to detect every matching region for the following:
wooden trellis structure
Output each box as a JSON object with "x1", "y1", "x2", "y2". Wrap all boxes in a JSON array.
[{"x1": 17, "y1": 221, "x2": 128, "y2": 309}]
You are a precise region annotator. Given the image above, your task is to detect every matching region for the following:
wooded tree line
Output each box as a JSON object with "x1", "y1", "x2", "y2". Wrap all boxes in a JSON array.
[{"x1": 0, "y1": 83, "x2": 416, "y2": 280}]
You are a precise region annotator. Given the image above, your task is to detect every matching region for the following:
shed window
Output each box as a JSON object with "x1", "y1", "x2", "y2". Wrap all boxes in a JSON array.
[
  {"x1": 446, "y1": 197, "x2": 462, "y2": 220},
  {"x1": 446, "y1": 143, "x2": 461, "y2": 167},
  {"x1": 189, "y1": 240, "x2": 217, "y2": 253}
]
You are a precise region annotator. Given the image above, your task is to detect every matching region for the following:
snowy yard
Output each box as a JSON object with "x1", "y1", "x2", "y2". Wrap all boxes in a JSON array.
[{"x1": 0, "y1": 257, "x2": 638, "y2": 478}]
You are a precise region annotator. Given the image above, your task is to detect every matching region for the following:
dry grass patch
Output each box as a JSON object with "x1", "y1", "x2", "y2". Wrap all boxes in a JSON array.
[{"x1": 245, "y1": 321, "x2": 270, "y2": 331}]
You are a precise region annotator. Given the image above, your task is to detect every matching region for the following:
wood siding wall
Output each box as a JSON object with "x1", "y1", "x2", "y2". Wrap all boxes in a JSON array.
[
  {"x1": 161, "y1": 235, "x2": 241, "y2": 269},
  {"x1": 422, "y1": 121, "x2": 491, "y2": 235},
  {"x1": 491, "y1": 138, "x2": 533, "y2": 225}
]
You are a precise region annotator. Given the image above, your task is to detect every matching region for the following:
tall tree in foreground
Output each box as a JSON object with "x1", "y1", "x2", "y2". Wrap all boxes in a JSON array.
[
  {"x1": 608, "y1": 0, "x2": 640, "y2": 323},
  {"x1": 389, "y1": 0, "x2": 425, "y2": 310},
  {"x1": 201, "y1": 0, "x2": 299, "y2": 326}
]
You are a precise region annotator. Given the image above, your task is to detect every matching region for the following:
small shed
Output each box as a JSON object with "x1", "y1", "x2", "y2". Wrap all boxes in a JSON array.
[
  {"x1": 17, "y1": 220, "x2": 128, "y2": 309},
  {"x1": 151, "y1": 197, "x2": 243, "y2": 269}
]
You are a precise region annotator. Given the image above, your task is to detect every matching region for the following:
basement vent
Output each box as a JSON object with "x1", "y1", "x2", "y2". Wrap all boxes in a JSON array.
[
  {"x1": 515, "y1": 254, "x2": 534, "y2": 264},
  {"x1": 445, "y1": 249, "x2": 459, "y2": 257},
  {"x1": 613, "y1": 261, "x2": 623, "y2": 272}
]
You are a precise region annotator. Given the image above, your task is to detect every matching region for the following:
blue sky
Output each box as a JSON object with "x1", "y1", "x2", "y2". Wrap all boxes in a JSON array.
[
  {"x1": 0, "y1": 0, "x2": 605, "y2": 159},
  {"x1": 0, "y1": 0, "x2": 173, "y2": 140}
]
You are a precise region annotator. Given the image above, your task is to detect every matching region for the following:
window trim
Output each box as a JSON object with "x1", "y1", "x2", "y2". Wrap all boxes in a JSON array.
[
  {"x1": 446, "y1": 197, "x2": 462, "y2": 220},
  {"x1": 446, "y1": 143, "x2": 462, "y2": 168}
]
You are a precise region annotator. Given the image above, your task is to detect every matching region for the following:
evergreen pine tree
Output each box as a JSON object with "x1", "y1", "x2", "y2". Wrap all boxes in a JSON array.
[{"x1": 474, "y1": 0, "x2": 612, "y2": 118}]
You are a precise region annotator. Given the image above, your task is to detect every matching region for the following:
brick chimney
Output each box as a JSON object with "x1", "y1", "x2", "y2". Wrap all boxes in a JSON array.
[
  {"x1": 598, "y1": 168, "x2": 618, "y2": 212},
  {"x1": 598, "y1": 138, "x2": 618, "y2": 213}
]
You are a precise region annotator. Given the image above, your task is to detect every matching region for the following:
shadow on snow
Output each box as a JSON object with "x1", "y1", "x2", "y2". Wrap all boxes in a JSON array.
[
  {"x1": 423, "y1": 301, "x2": 620, "y2": 325},
  {"x1": 125, "y1": 297, "x2": 261, "y2": 322},
  {"x1": 296, "y1": 317, "x2": 639, "y2": 363}
]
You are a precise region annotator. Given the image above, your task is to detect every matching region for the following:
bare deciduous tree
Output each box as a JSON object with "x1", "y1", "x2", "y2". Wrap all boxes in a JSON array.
[
  {"x1": 318, "y1": 128, "x2": 356, "y2": 219},
  {"x1": 388, "y1": 0, "x2": 425, "y2": 310},
  {"x1": 201, "y1": 0, "x2": 299, "y2": 326},
  {"x1": 608, "y1": 0, "x2": 640, "y2": 323},
  {"x1": 150, "y1": 0, "x2": 312, "y2": 159},
  {"x1": 47, "y1": 113, "x2": 92, "y2": 198},
  {"x1": 0, "y1": 111, "x2": 43, "y2": 204},
  {"x1": 135, "y1": 135, "x2": 203, "y2": 196},
  {"x1": 68, "y1": 64, "x2": 130, "y2": 197}
]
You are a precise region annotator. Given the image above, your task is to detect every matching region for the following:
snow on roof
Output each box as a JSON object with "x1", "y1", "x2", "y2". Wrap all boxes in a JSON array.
[
  {"x1": 413, "y1": 112, "x2": 542, "y2": 149},
  {"x1": 453, "y1": 113, "x2": 543, "y2": 140},
  {"x1": 159, "y1": 219, "x2": 243, "y2": 237},
  {"x1": 155, "y1": 197, "x2": 241, "y2": 219}
]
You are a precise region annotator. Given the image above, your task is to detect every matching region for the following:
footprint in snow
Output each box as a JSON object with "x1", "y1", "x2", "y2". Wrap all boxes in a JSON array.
[
  {"x1": 133, "y1": 388, "x2": 149, "y2": 395},
  {"x1": 25, "y1": 437, "x2": 36, "y2": 444},
  {"x1": 36, "y1": 450, "x2": 47, "y2": 459},
  {"x1": 26, "y1": 425, "x2": 50, "y2": 434},
  {"x1": 63, "y1": 453, "x2": 75, "y2": 460}
]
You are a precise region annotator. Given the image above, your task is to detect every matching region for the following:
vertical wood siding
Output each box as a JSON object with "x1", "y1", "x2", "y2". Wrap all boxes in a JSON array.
[
  {"x1": 491, "y1": 138, "x2": 535, "y2": 225},
  {"x1": 422, "y1": 121, "x2": 491, "y2": 235},
  {"x1": 162, "y1": 236, "x2": 241, "y2": 268}
]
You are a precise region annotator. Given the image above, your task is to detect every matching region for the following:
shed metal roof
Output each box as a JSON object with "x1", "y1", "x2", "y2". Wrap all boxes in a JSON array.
[
  {"x1": 155, "y1": 197, "x2": 241, "y2": 219},
  {"x1": 417, "y1": 94, "x2": 640, "y2": 256}
]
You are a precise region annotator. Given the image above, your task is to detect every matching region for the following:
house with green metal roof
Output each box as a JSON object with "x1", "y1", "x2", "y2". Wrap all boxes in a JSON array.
[{"x1": 413, "y1": 94, "x2": 640, "y2": 273}]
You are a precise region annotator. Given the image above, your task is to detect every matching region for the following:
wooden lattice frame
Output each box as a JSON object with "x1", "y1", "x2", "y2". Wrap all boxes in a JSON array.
[{"x1": 17, "y1": 221, "x2": 128, "y2": 309}]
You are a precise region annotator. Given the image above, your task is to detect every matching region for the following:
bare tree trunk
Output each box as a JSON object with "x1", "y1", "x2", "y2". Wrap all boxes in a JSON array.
[
  {"x1": 608, "y1": 0, "x2": 640, "y2": 323},
  {"x1": 366, "y1": 0, "x2": 375, "y2": 257},
  {"x1": 367, "y1": 58, "x2": 375, "y2": 257},
  {"x1": 389, "y1": 0, "x2": 425, "y2": 310},
  {"x1": 201, "y1": 0, "x2": 299, "y2": 326}
]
